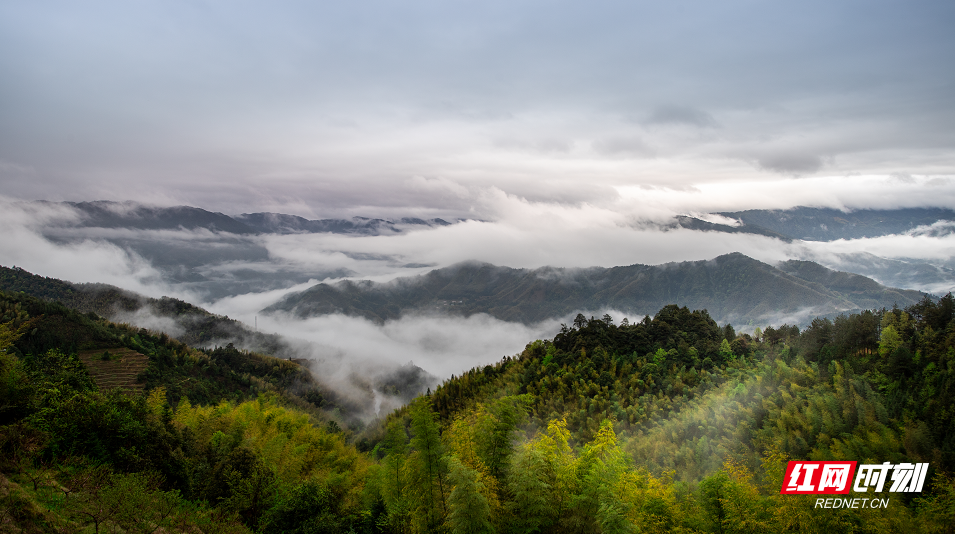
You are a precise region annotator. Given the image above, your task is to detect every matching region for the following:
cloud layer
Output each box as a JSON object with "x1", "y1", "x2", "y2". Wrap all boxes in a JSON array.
[
  {"x1": 3, "y1": 197, "x2": 955, "y2": 385},
  {"x1": 1, "y1": 1, "x2": 953, "y2": 217}
]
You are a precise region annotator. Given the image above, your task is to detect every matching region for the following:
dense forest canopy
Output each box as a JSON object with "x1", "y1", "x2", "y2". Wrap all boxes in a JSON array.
[{"x1": 1, "y1": 282, "x2": 954, "y2": 532}]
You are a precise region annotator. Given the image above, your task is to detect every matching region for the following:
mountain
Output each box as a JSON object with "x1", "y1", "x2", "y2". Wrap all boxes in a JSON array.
[
  {"x1": 3, "y1": 269, "x2": 954, "y2": 532},
  {"x1": 0, "y1": 264, "x2": 283, "y2": 350},
  {"x1": 41, "y1": 200, "x2": 457, "y2": 236},
  {"x1": 235, "y1": 212, "x2": 452, "y2": 235},
  {"x1": 0, "y1": 265, "x2": 439, "y2": 413},
  {"x1": 0, "y1": 286, "x2": 336, "y2": 417},
  {"x1": 264, "y1": 252, "x2": 928, "y2": 327},
  {"x1": 66, "y1": 200, "x2": 257, "y2": 233},
  {"x1": 799, "y1": 251, "x2": 955, "y2": 294},
  {"x1": 716, "y1": 206, "x2": 955, "y2": 241},
  {"x1": 25, "y1": 200, "x2": 955, "y2": 298},
  {"x1": 669, "y1": 215, "x2": 793, "y2": 241},
  {"x1": 49, "y1": 201, "x2": 955, "y2": 240}
]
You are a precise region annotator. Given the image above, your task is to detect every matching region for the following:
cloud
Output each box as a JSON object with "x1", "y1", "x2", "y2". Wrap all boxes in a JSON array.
[
  {"x1": 0, "y1": 1, "x2": 952, "y2": 216},
  {"x1": 6, "y1": 190, "x2": 955, "y2": 413},
  {"x1": 255, "y1": 311, "x2": 559, "y2": 382},
  {"x1": 755, "y1": 152, "x2": 825, "y2": 175},
  {"x1": 592, "y1": 136, "x2": 655, "y2": 158},
  {"x1": 0, "y1": 199, "x2": 175, "y2": 298},
  {"x1": 800, "y1": 233, "x2": 955, "y2": 264},
  {"x1": 644, "y1": 106, "x2": 719, "y2": 128},
  {"x1": 110, "y1": 307, "x2": 185, "y2": 338}
]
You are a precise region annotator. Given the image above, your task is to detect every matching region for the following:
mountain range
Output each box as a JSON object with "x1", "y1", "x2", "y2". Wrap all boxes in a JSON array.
[
  {"x1": 47, "y1": 200, "x2": 455, "y2": 235},
  {"x1": 718, "y1": 206, "x2": 955, "y2": 241},
  {"x1": 264, "y1": 252, "x2": 928, "y2": 327},
  {"x1": 13, "y1": 200, "x2": 955, "y2": 299},
  {"x1": 31, "y1": 201, "x2": 955, "y2": 241}
]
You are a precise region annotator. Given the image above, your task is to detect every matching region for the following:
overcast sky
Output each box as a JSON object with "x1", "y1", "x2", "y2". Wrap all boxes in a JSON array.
[{"x1": 1, "y1": 0, "x2": 953, "y2": 219}]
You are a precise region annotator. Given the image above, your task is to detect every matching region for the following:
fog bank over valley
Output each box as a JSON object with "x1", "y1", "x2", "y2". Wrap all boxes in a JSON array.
[{"x1": 2, "y1": 197, "x2": 954, "y2": 391}]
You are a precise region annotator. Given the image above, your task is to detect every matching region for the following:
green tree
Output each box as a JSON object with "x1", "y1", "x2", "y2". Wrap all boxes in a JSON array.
[
  {"x1": 507, "y1": 444, "x2": 555, "y2": 532},
  {"x1": 447, "y1": 457, "x2": 494, "y2": 534},
  {"x1": 380, "y1": 420, "x2": 413, "y2": 534},
  {"x1": 258, "y1": 481, "x2": 343, "y2": 534},
  {"x1": 410, "y1": 396, "x2": 449, "y2": 532},
  {"x1": 476, "y1": 395, "x2": 529, "y2": 480},
  {"x1": 719, "y1": 338, "x2": 735, "y2": 361},
  {"x1": 879, "y1": 324, "x2": 903, "y2": 357}
]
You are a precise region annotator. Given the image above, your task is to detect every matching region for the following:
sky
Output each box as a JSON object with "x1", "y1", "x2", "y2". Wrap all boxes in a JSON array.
[
  {"x1": 2, "y1": 1, "x2": 955, "y2": 384},
  {"x1": 1, "y1": 0, "x2": 954, "y2": 220}
]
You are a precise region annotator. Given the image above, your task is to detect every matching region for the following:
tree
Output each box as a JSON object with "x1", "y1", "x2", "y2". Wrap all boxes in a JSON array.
[
  {"x1": 574, "y1": 314, "x2": 588, "y2": 330},
  {"x1": 0, "y1": 318, "x2": 35, "y2": 425},
  {"x1": 507, "y1": 444, "x2": 555, "y2": 532},
  {"x1": 380, "y1": 420, "x2": 413, "y2": 534},
  {"x1": 206, "y1": 446, "x2": 277, "y2": 530},
  {"x1": 410, "y1": 397, "x2": 448, "y2": 531},
  {"x1": 258, "y1": 481, "x2": 343, "y2": 534},
  {"x1": 576, "y1": 420, "x2": 634, "y2": 533},
  {"x1": 476, "y1": 396, "x2": 529, "y2": 480},
  {"x1": 112, "y1": 472, "x2": 184, "y2": 534},
  {"x1": 719, "y1": 339, "x2": 735, "y2": 362},
  {"x1": 446, "y1": 458, "x2": 494, "y2": 534},
  {"x1": 63, "y1": 466, "x2": 124, "y2": 534},
  {"x1": 0, "y1": 317, "x2": 34, "y2": 354},
  {"x1": 879, "y1": 324, "x2": 903, "y2": 358},
  {"x1": 723, "y1": 324, "x2": 736, "y2": 342}
]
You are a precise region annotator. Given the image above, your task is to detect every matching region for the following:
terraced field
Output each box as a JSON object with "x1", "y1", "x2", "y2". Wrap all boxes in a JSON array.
[{"x1": 77, "y1": 348, "x2": 149, "y2": 394}]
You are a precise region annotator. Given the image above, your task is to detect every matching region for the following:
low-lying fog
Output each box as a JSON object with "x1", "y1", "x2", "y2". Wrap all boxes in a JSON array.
[{"x1": 2, "y1": 197, "x2": 955, "y2": 388}]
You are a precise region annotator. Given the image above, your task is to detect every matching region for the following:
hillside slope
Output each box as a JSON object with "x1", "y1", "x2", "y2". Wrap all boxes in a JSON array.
[
  {"x1": 265, "y1": 253, "x2": 927, "y2": 326},
  {"x1": 0, "y1": 267, "x2": 438, "y2": 415}
]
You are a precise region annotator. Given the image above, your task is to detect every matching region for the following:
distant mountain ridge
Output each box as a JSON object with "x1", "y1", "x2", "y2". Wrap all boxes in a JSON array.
[
  {"x1": 669, "y1": 215, "x2": 793, "y2": 242},
  {"x1": 46, "y1": 200, "x2": 457, "y2": 235},
  {"x1": 31, "y1": 201, "x2": 955, "y2": 242},
  {"x1": 716, "y1": 206, "x2": 955, "y2": 241},
  {"x1": 234, "y1": 211, "x2": 451, "y2": 235},
  {"x1": 264, "y1": 253, "x2": 928, "y2": 327}
]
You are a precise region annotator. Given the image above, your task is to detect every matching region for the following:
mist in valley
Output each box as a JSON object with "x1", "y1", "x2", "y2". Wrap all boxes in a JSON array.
[{"x1": 3, "y1": 196, "x2": 955, "y2": 416}]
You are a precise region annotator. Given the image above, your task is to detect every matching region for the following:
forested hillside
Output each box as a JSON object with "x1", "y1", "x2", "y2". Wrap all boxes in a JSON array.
[
  {"x1": 0, "y1": 264, "x2": 306, "y2": 351},
  {"x1": 2, "y1": 279, "x2": 954, "y2": 532},
  {"x1": 0, "y1": 266, "x2": 437, "y2": 412},
  {"x1": 265, "y1": 253, "x2": 926, "y2": 326}
]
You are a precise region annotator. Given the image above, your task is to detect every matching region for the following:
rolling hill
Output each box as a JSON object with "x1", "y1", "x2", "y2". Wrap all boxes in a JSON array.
[
  {"x1": 0, "y1": 265, "x2": 438, "y2": 413},
  {"x1": 264, "y1": 252, "x2": 928, "y2": 326}
]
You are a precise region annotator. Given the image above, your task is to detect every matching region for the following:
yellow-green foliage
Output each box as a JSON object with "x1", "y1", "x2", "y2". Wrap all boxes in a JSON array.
[
  {"x1": 443, "y1": 405, "x2": 502, "y2": 518},
  {"x1": 173, "y1": 394, "x2": 369, "y2": 508}
]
